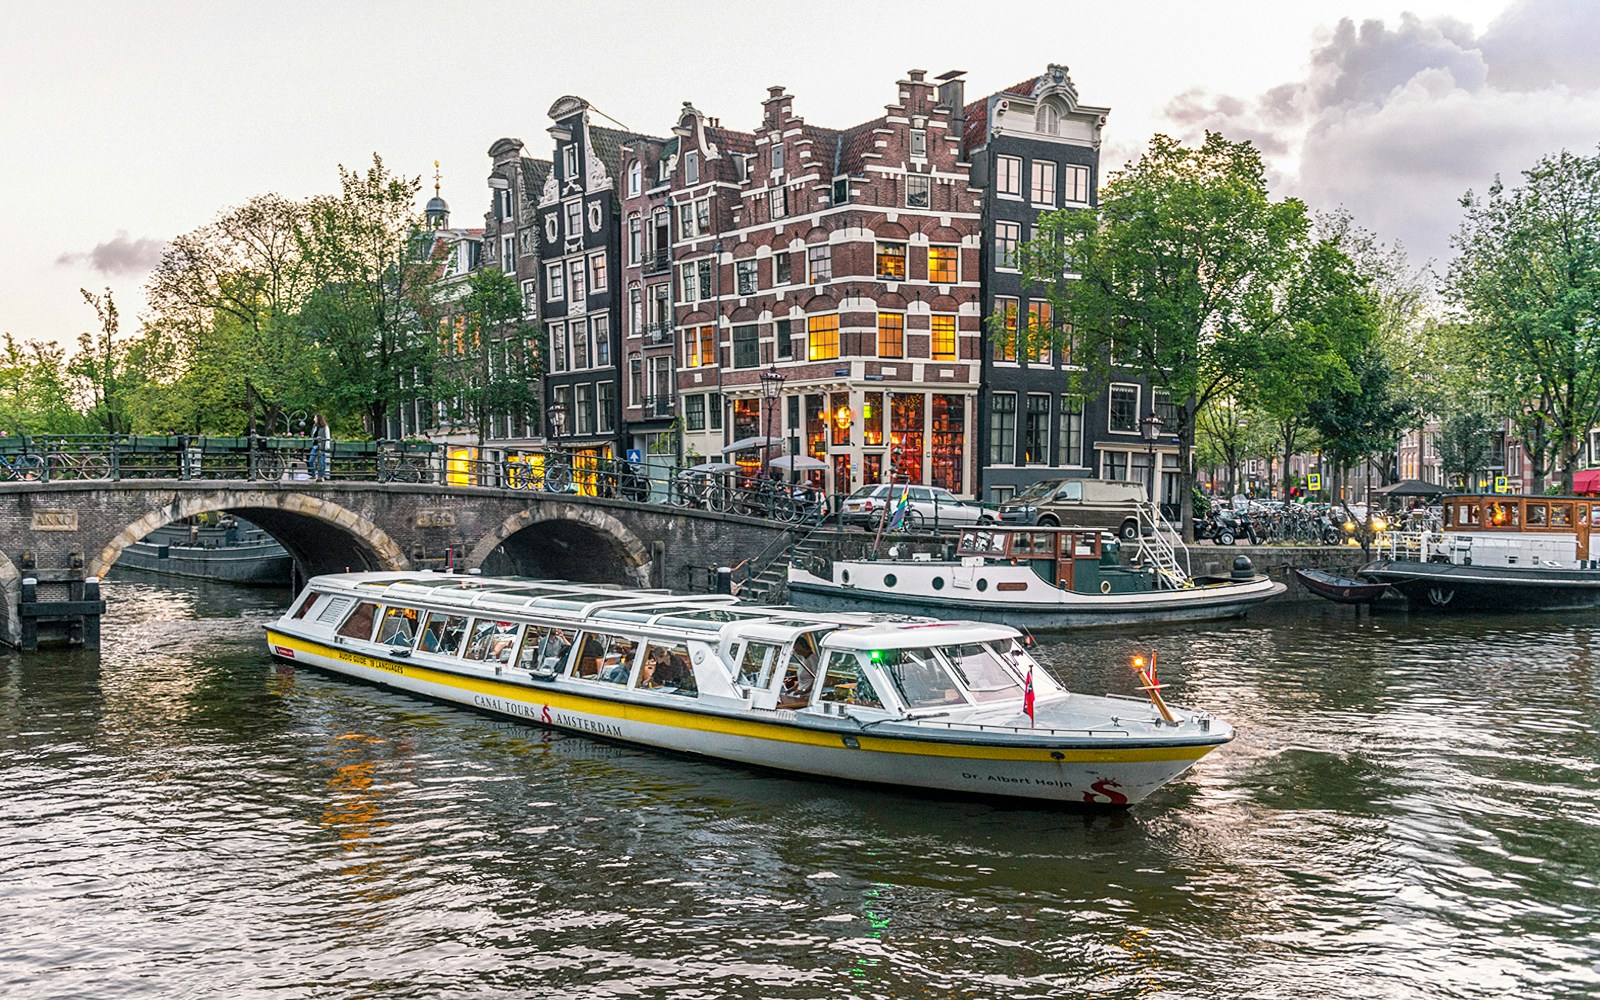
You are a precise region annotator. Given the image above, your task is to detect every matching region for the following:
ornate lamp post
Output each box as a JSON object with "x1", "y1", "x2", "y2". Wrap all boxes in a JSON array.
[
  {"x1": 759, "y1": 363, "x2": 785, "y2": 475},
  {"x1": 546, "y1": 401, "x2": 567, "y2": 452},
  {"x1": 1140, "y1": 411, "x2": 1164, "y2": 502}
]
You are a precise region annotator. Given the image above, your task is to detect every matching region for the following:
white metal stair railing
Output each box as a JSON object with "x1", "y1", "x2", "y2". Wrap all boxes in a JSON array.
[{"x1": 1135, "y1": 499, "x2": 1193, "y2": 590}]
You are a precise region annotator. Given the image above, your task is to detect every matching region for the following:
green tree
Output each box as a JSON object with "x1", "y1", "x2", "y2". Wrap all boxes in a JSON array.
[
  {"x1": 1436, "y1": 409, "x2": 1496, "y2": 490},
  {"x1": 435, "y1": 268, "x2": 543, "y2": 470},
  {"x1": 67, "y1": 289, "x2": 132, "y2": 435},
  {"x1": 297, "y1": 155, "x2": 445, "y2": 437},
  {"x1": 0, "y1": 335, "x2": 87, "y2": 436},
  {"x1": 1013, "y1": 132, "x2": 1313, "y2": 537},
  {"x1": 1446, "y1": 148, "x2": 1600, "y2": 493}
]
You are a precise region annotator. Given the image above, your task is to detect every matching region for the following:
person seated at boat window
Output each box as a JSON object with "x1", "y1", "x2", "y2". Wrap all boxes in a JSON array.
[
  {"x1": 540, "y1": 629, "x2": 571, "y2": 673},
  {"x1": 596, "y1": 636, "x2": 638, "y2": 684},
  {"x1": 777, "y1": 663, "x2": 815, "y2": 709},
  {"x1": 488, "y1": 628, "x2": 519, "y2": 663},
  {"x1": 1527, "y1": 503, "x2": 1547, "y2": 526},
  {"x1": 636, "y1": 654, "x2": 661, "y2": 689},
  {"x1": 818, "y1": 652, "x2": 882, "y2": 709}
]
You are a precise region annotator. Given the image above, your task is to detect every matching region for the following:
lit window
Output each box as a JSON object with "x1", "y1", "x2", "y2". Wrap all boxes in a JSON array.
[
  {"x1": 928, "y1": 245, "x2": 958, "y2": 284},
  {"x1": 1025, "y1": 301, "x2": 1052, "y2": 363},
  {"x1": 993, "y1": 298, "x2": 1017, "y2": 361},
  {"x1": 878, "y1": 313, "x2": 904, "y2": 358},
  {"x1": 930, "y1": 315, "x2": 956, "y2": 360},
  {"x1": 876, "y1": 242, "x2": 906, "y2": 281},
  {"x1": 590, "y1": 253, "x2": 607, "y2": 294},
  {"x1": 807, "y1": 314, "x2": 839, "y2": 361}
]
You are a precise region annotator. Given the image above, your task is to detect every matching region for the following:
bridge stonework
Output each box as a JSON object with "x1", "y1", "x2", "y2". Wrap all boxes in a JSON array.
[{"x1": 0, "y1": 481, "x2": 790, "y2": 647}]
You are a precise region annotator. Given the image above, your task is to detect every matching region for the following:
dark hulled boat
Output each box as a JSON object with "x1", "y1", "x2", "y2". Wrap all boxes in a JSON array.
[{"x1": 1294, "y1": 568, "x2": 1390, "y2": 605}]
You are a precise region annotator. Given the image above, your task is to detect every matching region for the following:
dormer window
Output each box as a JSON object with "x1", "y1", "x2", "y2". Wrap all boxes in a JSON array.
[
  {"x1": 685, "y1": 150, "x2": 700, "y2": 184},
  {"x1": 563, "y1": 145, "x2": 578, "y2": 177},
  {"x1": 628, "y1": 161, "x2": 642, "y2": 196},
  {"x1": 1036, "y1": 104, "x2": 1061, "y2": 135}
]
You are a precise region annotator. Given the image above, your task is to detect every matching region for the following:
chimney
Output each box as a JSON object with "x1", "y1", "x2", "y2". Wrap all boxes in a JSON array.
[
  {"x1": 763, "y1": 85, "x2": 793, "y2": 128},
  {"x1": 936, "y1": 70, "x2": 966, "y2": 115}
]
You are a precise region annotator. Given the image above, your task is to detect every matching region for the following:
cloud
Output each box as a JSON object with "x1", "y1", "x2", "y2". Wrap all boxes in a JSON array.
[
  {"x1": 1152, "y1": 0, "x2": 1600, "y2": 268},
  {"x1": 56, "y1": 231, "x2": 166, "y2": 275}
]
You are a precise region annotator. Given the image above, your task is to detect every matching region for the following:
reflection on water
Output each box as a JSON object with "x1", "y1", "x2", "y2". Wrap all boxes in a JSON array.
[{"x1": 1, "y1": 577, "x2": 1597, "y2": 998}]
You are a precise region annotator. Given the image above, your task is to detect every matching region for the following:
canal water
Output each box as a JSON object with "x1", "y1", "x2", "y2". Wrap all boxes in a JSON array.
[{"x1": 2, "y1": 574, "x2": 1597, "y2": 999}]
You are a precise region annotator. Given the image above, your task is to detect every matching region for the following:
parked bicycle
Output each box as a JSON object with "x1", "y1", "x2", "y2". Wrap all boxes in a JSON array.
[
  {"x1": 44, "y1": 444, "x2": 111, "y2": 481},
  {"x1": 0, "y1": 450, "x2": 44, "y2": 481},
  {"x1": 377, "y1": 449, "x2": 423, "y2": 484}
]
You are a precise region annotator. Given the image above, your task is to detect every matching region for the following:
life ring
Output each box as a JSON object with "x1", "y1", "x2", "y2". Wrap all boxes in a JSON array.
[{"x1": 1100, "y1": 581, "x2": 1112, "y2": 594}]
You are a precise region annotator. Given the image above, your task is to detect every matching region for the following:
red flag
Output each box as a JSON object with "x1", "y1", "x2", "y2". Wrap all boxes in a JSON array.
[{"x1": 1023, "y1": 666, "x2": 1036, "y2": 727}]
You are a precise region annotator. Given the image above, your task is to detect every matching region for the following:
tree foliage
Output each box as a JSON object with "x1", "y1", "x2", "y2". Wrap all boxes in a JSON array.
[{"x1": 1446, "y1": 147, "x2": 1600, "y2": 493}]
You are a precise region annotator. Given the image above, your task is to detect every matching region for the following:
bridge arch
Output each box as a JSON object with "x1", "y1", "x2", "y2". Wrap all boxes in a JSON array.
[
  {"x1": 89, "y1": 492, "x2": 410, "y2": 581},
  {"x1": 465, "y1": 502, "x2": 652, "y2": 587}
]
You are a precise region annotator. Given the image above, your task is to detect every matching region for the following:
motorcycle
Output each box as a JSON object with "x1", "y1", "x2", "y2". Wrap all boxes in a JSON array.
[{"x1": 1200, "y1": 506, "x2": 1264, "y2": 546}]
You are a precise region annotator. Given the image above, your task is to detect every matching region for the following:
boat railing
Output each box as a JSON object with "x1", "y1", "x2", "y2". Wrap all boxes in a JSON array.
[
  {"x1": 1135, "y1": 499, "x2": 1192, "y2": 588},
  {"x1": 884, "y1": 718, "x2": 1138, "y2": 738}
]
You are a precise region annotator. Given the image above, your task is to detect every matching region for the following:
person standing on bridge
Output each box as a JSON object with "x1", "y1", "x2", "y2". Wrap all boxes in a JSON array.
[{"x1": 309, "y1": 413, "x2": 331, "y2": 481}]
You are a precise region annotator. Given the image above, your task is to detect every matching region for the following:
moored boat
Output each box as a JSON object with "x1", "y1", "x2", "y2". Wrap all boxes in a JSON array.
[
  {"x1": 119, "y1": 516, "x2": 292, "y2": 586},
  {"x1": 263, "y1": 571, "x2": 1234, "y2": 806},
  {"x1": 787, "y1": 524, "x2": 1284, "y2": 629},
  {"x1": 1364, "y1": 493, "x2": 1600, "y2": 611},
  {"x1": 1294, "y1": 568, "x2": 1391, "y2": 605}
]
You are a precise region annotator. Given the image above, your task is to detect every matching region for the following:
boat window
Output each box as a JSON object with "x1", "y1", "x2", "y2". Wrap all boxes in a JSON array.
[
  {"x1": 417, "y1": 613, "x2": 468, "y2": 655},
  {"x1": 637, "y1": 642, "x2": 697, "y2": 697},
  {"x1": 1527, "y1": 503, "x2": 1547, "y2": 527},
  {"x1": 817, "y1": 651, "x2": 882, "y2": 708},
  {"x1": 1462, "y1": 502, "x2": 1481, "y2": 526},
  {"x1": 336, "y1": 601, "x2": 379, "y2": 640},
  {"x1": 879, "y1": 647, "x2": 967, "y2": 709},
  {"x1": 736, "y1": 641, "x2": 780, "y2": 689},
  {"x1": 938, "y1": 643, "x2": 1025, "y2": 703},
  {"x1": 1029, "y1": 534, "x2": 1053, "y2": 556},
  {"x1": 465, "y1": 619, "x2": 522, "y2": 663},
  {"x1": 1011, "y1": 532, "x2": 1031, "y2": 554},
  {"x1": 1581, "y1": 505, "x2": 1590, "y2": 525},
  {"x1": 523, "y1": 625, "x2": 573, "y2": 673},
  {"x1": 291, "y1": 590, "x2": 323, "y2": 619},
  {"x1": 777, "y1": 633, "x2": 820, "y2": 709},
  {"x1": 376, "y1": 606, "x2": 419, "y2": 647},
  {"x1": 573, "y1": 632, "x2": 639, "y2": 684},
  {"x1": 1551, "y1": 503, "x2": 1573, "y2": 527}
]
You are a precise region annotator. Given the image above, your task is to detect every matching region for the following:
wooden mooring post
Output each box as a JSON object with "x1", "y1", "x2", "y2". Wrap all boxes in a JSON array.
[{"x1": 18, "y1": 552, "x2": 106, "y2": 651}]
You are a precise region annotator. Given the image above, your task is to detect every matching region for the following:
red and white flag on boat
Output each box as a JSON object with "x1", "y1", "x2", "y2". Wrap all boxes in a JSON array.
[{"x1": 1023, "y1": 666, "x2": 1036, "y2": 727}]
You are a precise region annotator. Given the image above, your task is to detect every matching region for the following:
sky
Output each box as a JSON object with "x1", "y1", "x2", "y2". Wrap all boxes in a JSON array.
[{"x1": 4, "y1": 0, "x2": 1597, "y2": 346}]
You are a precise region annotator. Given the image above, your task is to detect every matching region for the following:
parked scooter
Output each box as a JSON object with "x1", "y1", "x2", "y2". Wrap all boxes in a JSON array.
[{"x1": 1200, "y1": 506, "x2": 1264, "y2": 545}]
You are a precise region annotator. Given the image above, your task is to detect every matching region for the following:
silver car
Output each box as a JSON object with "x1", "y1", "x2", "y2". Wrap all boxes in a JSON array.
[{"x1": 840, "y1": 484, "x2": 993, "y2": 529}]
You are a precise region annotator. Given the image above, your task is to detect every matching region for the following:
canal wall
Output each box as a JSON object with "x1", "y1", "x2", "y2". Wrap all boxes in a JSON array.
[{"x1": 1187, "y1": 543, "x2": 1373, "y2": 602}]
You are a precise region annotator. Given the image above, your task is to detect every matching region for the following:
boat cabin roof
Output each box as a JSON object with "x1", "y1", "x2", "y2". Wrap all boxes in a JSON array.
[
  {"x1": 307, "y1": 571, "x2": 966, "y2": 644},
  {"x1": 957, "y1": 525, "x2": 1109, "y2": 559}
]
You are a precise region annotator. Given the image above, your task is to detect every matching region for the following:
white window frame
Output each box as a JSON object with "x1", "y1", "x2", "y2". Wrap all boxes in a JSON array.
[
  {"x1": 1064, "y1": 164, "x2": 1091, "y2": 204},
  {"x1": 1030, "y1": 161, "x2": 1057, "y2": 207},
  {"x1": 996, "y1": 155, "x2": 1022, "y2": 197},
  {"x1": 546, "y1": 262, "x2": 565, "y2": 301},
  {"x1": 685, "y1": 150, "x2": 700, "y2": 184},
  {"x1": 905, "y1": 175, "x2": 931, "y2": 209},
  {"x1": 994, "y1": 221, "x2": 1021, "y2": 270},
  {"x1": 1108, "y1": 383, "x2": 1141, "y2": 434}
]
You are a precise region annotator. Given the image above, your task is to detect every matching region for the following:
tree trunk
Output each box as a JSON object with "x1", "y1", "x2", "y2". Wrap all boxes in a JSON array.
[{"x1": 1179, "y1": 397, "x2": 1196, "y2": 543}]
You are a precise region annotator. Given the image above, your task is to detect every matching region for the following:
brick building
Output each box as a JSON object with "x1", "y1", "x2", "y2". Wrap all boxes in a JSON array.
[{"x1": 651, "y1": 71, "x2": 983, "y2": 495}]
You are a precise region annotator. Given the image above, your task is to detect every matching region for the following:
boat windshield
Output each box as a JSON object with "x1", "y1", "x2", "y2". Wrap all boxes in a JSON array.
[
  {"x1": 936, "y1": 642, "x2": 1025, "y2": 703},
  {"x1": 877, "y1": 647, "x2": 968, "y2": 710}
]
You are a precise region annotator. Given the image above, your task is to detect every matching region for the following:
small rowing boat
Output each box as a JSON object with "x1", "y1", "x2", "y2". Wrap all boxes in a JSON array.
[
  {"x1": 1293, "y1": 568, "x2": 1390, "y2": 605},
  {"x1": 264, "y1": 571, "x2": 1233, "y2": 807}
]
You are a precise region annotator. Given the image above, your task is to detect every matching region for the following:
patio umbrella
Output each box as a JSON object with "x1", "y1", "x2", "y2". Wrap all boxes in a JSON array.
[
  {"x1": 720, "y1": 436, "x2": 782, "y2": 454},
  {"x1": 685, "y1": 461, "x2": 738, "y2": 473},
  {"x1": 768, "y1": 455, "x2": 827, "y2": 472},
  {"x1": 1372, "y1": 479, "x2": 1445, "y2": 497}
]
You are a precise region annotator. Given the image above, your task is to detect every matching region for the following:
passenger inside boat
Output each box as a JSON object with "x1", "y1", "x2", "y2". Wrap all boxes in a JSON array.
[
  {"x1": 419, "y1": 613, "x2": 467, "y2": 655},
  {"x1": 818, "y1": 651, "x2": 882, "y2": 708},
  {"x1": 378, "y1": 607, "x2": 417, "y2": 647},
  {"x1": 534, "y1": 628, "x2": 569, "y2": 672},
  {"x1": 777, "y1": 634, "x2": 820, "y2": 708}
]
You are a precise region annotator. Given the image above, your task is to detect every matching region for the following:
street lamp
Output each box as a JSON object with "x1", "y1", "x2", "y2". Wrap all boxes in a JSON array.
[
  {"x1": 1140, "y1": 411, "x2": 1164, "y2": 502},
  {"x1": 546, "y1": 401, "x2": 567, "y2": 451},
  {"x1": 759, "y1": 363, "x2": 785, "y2": 475},
  {"x1": 713, "y1": 239, "x2": 726, "y2": 452}
]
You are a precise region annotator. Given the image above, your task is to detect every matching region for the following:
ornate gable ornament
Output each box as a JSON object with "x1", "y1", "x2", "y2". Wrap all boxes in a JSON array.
[
  {"x1": 1031, "y1": 63, "x2": 1080, "y2": 112},
  {"x1": 539, "y1": 170, "x2": 559, "y2": 208},
  {"x1": 548, "y1": 95, "x2": 590, "y2": 121}
]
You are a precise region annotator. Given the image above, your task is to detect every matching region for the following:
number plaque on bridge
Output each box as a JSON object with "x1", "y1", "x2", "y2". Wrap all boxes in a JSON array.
[
  {"x1": 32, "y1": 511, "x2": 78, "y2": 532},
  {"x1": 416, "y1": 510, "x2": 456, "y2": 528}
]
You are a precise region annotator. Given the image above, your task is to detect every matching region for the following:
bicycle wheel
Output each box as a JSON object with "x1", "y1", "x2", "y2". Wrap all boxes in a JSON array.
[
  {"x1": 394, "y1": 460, "x2": 422, "y2": 484},
  {"x1": 15, "y1": 454, "x2": 43, "y2": 481},
  {"x1": 709, "y1": 483, "x2": 732, "y2": 513},
  {"x1": 79, "y1": 454, "x2": 111, "y2": 480},
  {"x1": 254, "y1": 453, "x2": 284, "y2": 481},
  {"x1": 620, "y1": 472, "x2": 649, "y2": 502},
  {"x1": 544, "y1": 463, "x2": 572, "y2": 493},
  {"x1": 45, "y1": 452, "x2": 71, "y2": 480}
]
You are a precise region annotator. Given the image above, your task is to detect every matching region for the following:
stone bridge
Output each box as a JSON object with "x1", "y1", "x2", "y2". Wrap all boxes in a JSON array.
[{"x1": 0, "y1": 480, "x2": 793, "y2": 646}]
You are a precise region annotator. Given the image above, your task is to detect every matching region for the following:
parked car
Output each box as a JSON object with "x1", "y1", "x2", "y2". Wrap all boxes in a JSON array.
[
  {"x1": 997, "y1": 478, "x2": 1147, "y2": 539},
  {"x1": 840, "y1": 483, "x2": 993, "y2": 528}
]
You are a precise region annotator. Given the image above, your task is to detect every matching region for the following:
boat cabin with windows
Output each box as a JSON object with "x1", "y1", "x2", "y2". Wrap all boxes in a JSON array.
[
  {"x1": 1438, "y1": 493, "x2": 1592, "y2": 563},
  {"x1": 956, "y1": 526, "x2": 1151, "y2": 595}
]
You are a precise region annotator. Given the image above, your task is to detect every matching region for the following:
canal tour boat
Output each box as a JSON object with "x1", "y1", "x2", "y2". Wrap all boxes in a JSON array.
[
  {"x1": 263, "y1": 571, "x2": 1234, "y2": 806},
  {"x1": 786, "y1": 525, "x2": 1285, "y2": 629},
  {"x1": 1364, "y1": 493, "x2": 1600, "y2": 610}
]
